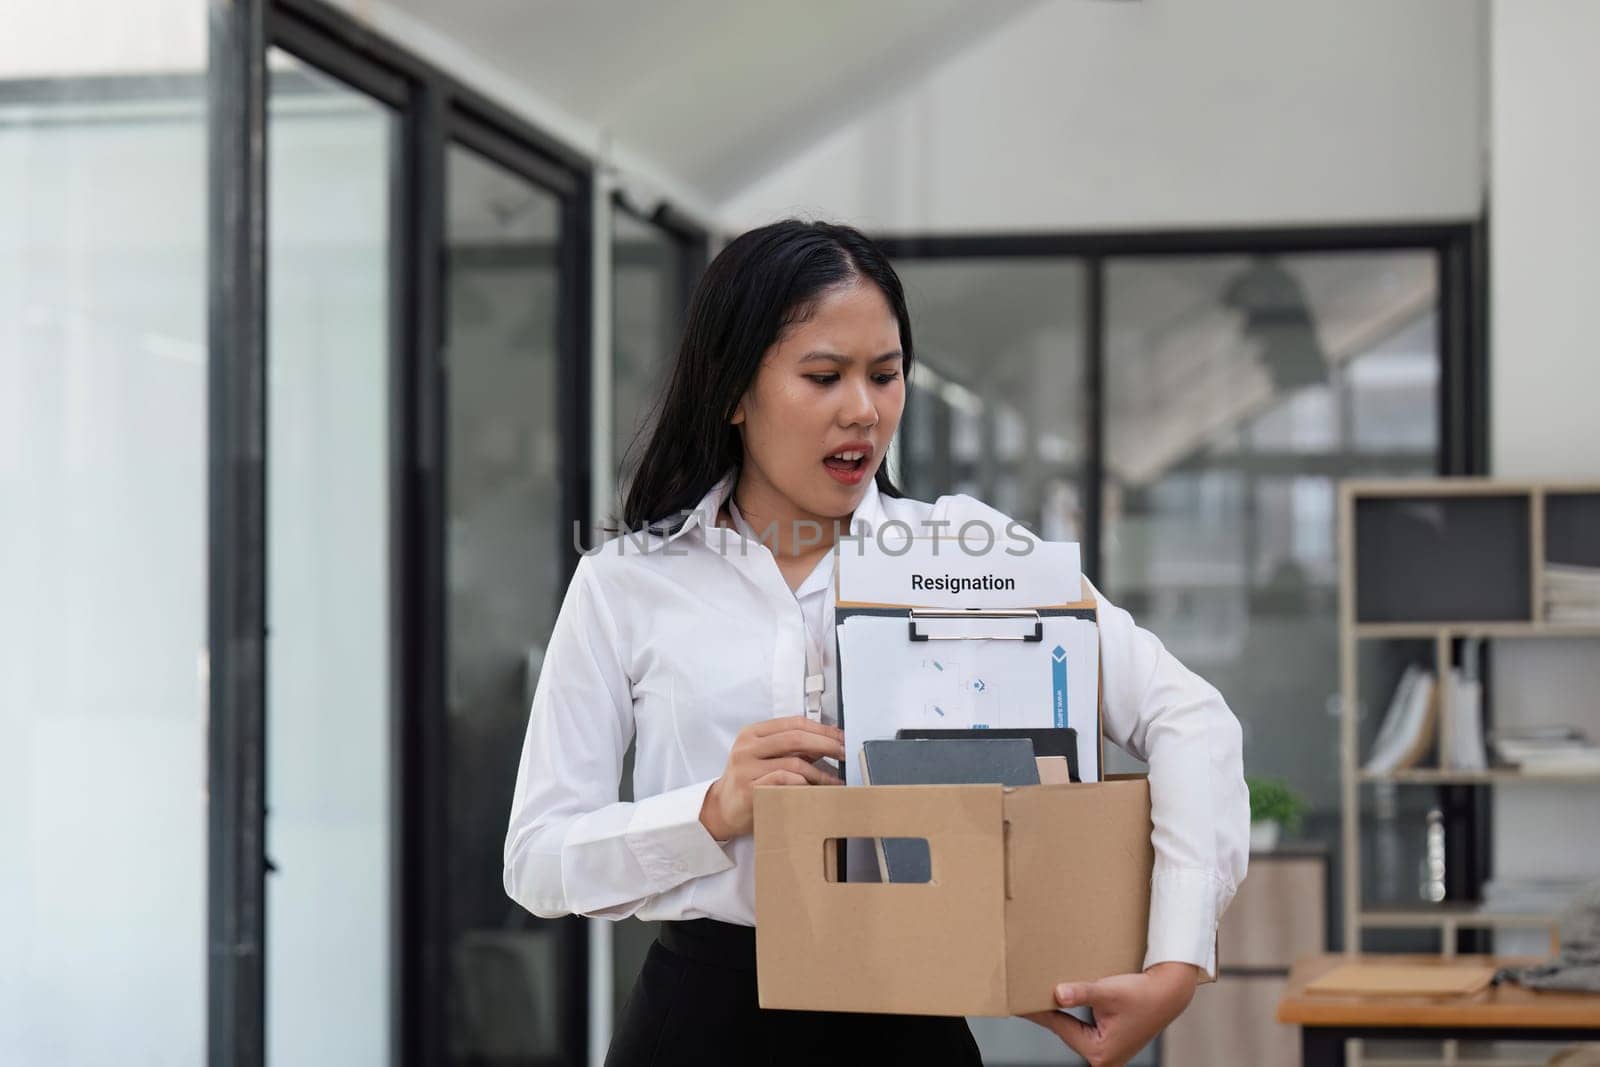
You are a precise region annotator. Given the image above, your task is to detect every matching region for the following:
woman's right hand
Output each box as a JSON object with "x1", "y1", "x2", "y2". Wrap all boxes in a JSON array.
[{"x1": 699, "y1": 716, "x2": 845, "y2": 841}]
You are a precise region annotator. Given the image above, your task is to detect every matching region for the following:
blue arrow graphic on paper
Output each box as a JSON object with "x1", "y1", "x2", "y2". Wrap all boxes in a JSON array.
[{"x1": 1051, "y1": 645, "x2": 1068, "y2": 729}]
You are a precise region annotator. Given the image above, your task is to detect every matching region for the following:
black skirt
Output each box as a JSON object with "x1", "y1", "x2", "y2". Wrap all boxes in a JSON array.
[{"x1": 605, "y1": 919, "x2": 984, "y2": 1067}]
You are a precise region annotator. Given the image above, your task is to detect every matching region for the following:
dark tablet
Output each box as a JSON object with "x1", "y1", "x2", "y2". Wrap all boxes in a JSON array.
[{"x1": 894, "y1": 727, "x2": 1079, "y2": 783}]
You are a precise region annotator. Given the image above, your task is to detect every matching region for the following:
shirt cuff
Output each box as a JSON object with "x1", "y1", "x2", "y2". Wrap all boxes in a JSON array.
[
  {"x1": 1142, "y1": 867, "x2": 1229, "y2": 980},
  {"x1": 625, "y1": 778, "x2": 737, "y2": 893}
]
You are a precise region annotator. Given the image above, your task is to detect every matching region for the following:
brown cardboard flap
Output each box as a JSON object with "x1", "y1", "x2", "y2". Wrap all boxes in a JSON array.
[
  {"x1": 1035, "y1": 756, "x2": 1072, "y2": 784},
  {"x1": 1001, "y1": 778, "x2": 1154, "y2": 1014},
  {"x1": 754, "y1": 784, "x2": 1009, "y2": 1016}
]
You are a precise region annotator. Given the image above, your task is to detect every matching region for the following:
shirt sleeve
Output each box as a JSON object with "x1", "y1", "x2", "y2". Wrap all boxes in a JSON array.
[
  {"x1": 1089, "y1": 577, "x2": 1251, "y2": 979},
  {"x1": 503, "y1": 555, "x2": 736, "y2": 920}
]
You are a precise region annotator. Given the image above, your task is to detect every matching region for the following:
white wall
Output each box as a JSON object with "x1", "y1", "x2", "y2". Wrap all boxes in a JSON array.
[
  {"x1": 722, "y1": 0, "x2": 1486, "y2": 233},
  {"x1": 2, "y1": 0, "x2": 204, "y2": 77},
  {"x1": 1489, "y1": 0, "x2": 1600, "y2": 478},
  {"x1": 1487, "y1": 0, "x2": 1600, "y2": 950}
]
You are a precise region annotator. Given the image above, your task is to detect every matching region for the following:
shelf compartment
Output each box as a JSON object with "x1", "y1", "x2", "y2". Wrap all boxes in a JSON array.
[
  {"x1": 1353, "y1": 494, "x2": 1532, "y2": 625},
  {"x1": 1544, "y1": 492, "x2": 1600, "y2": 569}
]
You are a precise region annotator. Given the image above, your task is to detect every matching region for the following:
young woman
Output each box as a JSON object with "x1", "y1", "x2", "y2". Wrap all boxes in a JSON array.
[{"x1": 504, "y1": 220, "x2": 1250, "y2": 1067}]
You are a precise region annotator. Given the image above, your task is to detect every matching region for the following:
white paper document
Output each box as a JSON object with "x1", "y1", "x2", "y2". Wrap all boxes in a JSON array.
[
  {"x1": 837, "y1": 613, "x2": 1102, "y2": 787},
  {"x1": 837, "y1": 536, "x2": 1082, "y2": 608}
]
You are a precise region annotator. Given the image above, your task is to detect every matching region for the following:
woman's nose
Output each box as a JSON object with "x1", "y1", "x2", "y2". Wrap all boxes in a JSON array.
[{"x1": 839, "y1": 380, "x2": 879, "y2": 428}]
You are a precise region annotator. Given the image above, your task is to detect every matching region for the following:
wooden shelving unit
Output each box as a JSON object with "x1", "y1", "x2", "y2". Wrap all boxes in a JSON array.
[{"x1": 1339, "y1": 478, "x2": 1600, "y2": 954}]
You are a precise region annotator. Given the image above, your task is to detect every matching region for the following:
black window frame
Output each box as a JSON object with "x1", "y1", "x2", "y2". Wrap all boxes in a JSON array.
[{"x1": 612, "y1": 194, "x2": 712, "y2": 309}]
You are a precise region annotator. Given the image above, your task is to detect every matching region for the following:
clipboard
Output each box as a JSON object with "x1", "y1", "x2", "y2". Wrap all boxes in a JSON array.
[
  {"x1": 831, "y1": 579, "x2": 1104, "y2": 881},
  {"x1": 834, "y1": 577, "x2": 1105, "y2": 783}
]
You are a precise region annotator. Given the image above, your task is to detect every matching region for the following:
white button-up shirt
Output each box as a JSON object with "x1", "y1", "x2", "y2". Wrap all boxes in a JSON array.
[{"x1": 504, "y1": 472, "x2": 1250, "y2": 977}]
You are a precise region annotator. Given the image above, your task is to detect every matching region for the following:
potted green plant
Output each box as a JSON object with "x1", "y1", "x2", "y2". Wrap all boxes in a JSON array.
[{"x1": 1246, "y1": 776, "x2": 1305, "y2": 852}]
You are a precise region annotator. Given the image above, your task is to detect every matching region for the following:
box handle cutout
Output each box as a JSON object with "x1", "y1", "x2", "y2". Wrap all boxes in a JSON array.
[
  {"x1": 1002, "y1": 819, "x2": 1014, "y2": 900},
  {"x1": 822, "y1": 838, "x2": 933, "y2": 884}
]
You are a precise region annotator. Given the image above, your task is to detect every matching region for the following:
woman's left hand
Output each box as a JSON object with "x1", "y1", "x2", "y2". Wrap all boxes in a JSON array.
[{"x1": 1021, "y1": 961, "x2": 1200, "y2": 1067}]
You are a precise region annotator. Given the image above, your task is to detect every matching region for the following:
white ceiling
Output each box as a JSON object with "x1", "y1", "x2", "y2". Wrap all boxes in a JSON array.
[{"x1": 379, "y1": 0, "x2": 1043, "y2": 201}]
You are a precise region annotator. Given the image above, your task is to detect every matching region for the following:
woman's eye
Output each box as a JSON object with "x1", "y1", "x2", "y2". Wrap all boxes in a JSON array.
[{"x1": 805, "y1": 371, "x2": 899, "y2": 385}]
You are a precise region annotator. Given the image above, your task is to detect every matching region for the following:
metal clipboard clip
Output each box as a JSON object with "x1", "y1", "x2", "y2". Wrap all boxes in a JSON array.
[{"x1": 906, "y1": 608, "x2": 1043, "y2": 643}]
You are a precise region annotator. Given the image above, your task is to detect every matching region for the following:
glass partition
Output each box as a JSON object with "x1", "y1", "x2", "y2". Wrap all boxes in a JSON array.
[
  {"x1": 1101, "y1": 251, "x2": 1441, "y2": 798},
  {"x1": 891, "y1": 257, "x2": 1089, "y2": 541},
  {"x1": 445, "y1": 142, "x2": 574, "y2": 1064},
  {"x1": 265, "y1": 49, "x2": 396, "y2": 1067},
  {"x1": 612, "y1": 209, "x2": 692, "y2": 501},
  {"x1": 0, "y1": 12, "x2": 208, "y2": 1062}
]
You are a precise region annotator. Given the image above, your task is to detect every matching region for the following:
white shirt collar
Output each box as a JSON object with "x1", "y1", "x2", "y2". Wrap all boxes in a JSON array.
[{"x1": 645, "y1": 471, "x2": 734, "y2": 545}]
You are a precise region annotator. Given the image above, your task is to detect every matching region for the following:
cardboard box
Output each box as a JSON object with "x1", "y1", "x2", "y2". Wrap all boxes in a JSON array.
[{"x1": 753, "y1": 774, "x2": 1154, "y2": 1016}]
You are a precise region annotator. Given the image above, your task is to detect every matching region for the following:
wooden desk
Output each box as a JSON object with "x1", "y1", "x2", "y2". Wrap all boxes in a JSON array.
[{"x1": 1278, "y1": 955, "x2": 1600, "y2": 1067}]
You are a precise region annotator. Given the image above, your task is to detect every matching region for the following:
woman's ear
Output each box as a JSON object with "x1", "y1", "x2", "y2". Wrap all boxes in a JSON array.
[{"x1": 730, "y1": 398, "x2": 746, "y2": 426}]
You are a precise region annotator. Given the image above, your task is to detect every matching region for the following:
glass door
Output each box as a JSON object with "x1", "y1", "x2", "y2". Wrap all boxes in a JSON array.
[
  {"x1": 264, "y1": 48, "x2": 398, "y2": 1067},
  {"x1": 1100, "y1": 249, "x2": 1445, "y2": 938},
  {"x1": 889, "y1": 257, "x2": 1090, "y2": 540},
  {"x1": 443, "y1": 139, "x2": 582, "y2": 1065},
  {"x1": 1101, "y1": 250, "x2": 1442, "y2": 791}
]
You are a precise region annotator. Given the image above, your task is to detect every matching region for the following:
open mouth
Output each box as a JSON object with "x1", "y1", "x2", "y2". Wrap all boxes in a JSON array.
[
  {"x1": 822, "y1": 445, "x2": 873, "y2": 485},
  {"x1": 822, "y1": 448, "x2": 869, "y2": 475}
]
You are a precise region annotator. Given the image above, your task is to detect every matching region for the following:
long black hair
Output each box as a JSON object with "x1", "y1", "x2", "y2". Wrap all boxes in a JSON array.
[{"x1": 620, "y1": 219, "x2": 913, "y2": 531}]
